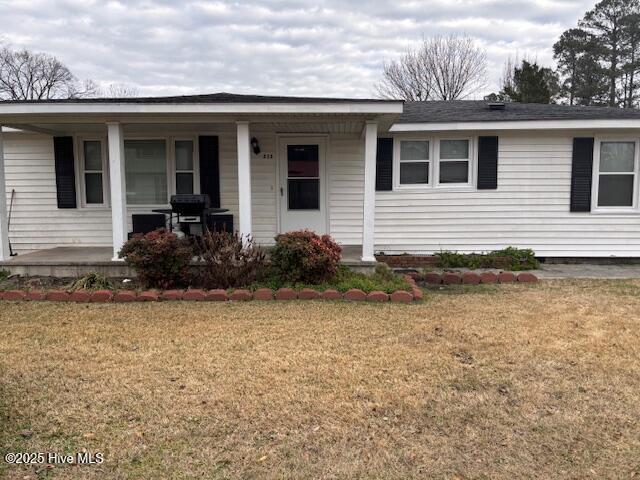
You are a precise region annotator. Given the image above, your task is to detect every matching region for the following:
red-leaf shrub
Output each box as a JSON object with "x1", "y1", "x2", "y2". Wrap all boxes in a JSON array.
[
  {"x1": 270, "y1": 230, "x2": 342, "y2": 284},
  {"x1": 118, "y1": 229, "x2": 194, "y2": 289},
  {"x1": 194, "y1": 231, "x2": 267, "y2": 289}
]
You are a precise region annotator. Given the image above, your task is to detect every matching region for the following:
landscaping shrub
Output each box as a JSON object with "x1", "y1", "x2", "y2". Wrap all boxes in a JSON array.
[
  {"x1": 251, "y1": 264, "x2": 411, "y2": 294},
  {"x1": 436, "y1": 247, "x2": 539, "y2": 271},
  {"x1": 194, "y1": 231, "x2": 267, "y2": 289},
  {"x1": 69, "y1": 272, "x2": 113, "y2": 291},
  {"x1": 119, "y1": 229, "x2": 194, "y2": 289},
  {"x1": 270, "y1": 230, "x2": 342, "y2": 284}
]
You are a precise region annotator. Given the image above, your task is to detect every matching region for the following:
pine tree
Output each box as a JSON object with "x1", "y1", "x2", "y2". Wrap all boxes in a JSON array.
[
  {"x1": 579, "y1": 0, "x2": 640, "y2": 106},
  {"x1": 499, "y1": 60, "x2": 558, "y2": 104}
]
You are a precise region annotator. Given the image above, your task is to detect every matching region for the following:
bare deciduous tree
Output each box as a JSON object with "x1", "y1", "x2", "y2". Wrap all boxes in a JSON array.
[
  {"x1": 376, "y1": 35, "x2": 487, "y2": 101},
  {"x1": 0, "y1": 45, "x2": 98, "y2": 100},
  {"x1": 376, "y1": 49, "x2": 433, "y2": 101},
  {"x1": 102, "y1": 83, "x2": 141, "y2": 98}
]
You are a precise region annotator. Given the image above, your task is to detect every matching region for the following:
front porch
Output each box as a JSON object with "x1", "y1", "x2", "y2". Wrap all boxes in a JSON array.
[
  {"x1": 0, "y1": 96, "x2": 403, "y2": 268},
  {"x1": 0, "y1": 245, "x2": 375, "y2": 277}
]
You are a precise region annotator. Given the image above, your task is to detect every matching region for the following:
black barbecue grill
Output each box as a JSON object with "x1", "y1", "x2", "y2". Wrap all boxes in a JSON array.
[
  {"x1": 170, "y1": 194, "x2": 211, "y2": 215},
  {"x1": 165, "y1": 194, "x2": 229, "y2": 236}
]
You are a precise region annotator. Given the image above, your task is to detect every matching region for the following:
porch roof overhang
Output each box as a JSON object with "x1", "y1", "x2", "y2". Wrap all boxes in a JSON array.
[{"x1": 0, "y1": 102, "x2": 403, "y2": 137}]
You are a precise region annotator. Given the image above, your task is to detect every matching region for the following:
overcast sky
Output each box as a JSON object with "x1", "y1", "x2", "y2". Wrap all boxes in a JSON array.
[{"x1": 0, "y1": 0, "x2": 596, "y2": 99}]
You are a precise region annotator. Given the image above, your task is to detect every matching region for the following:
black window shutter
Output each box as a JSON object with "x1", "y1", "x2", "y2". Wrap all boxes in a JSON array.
[
  {"x1": 477, "y1": 136, "x2": 499, "y2": 189},
  {"x1": 198, "y1": 136, "x2": 220, "y2": 208},
  {"x1": 570, "y1": 137, "x2": 595, "y2": 212},
  {"x1": 53, "y1": 136, "x2": 77, "y2": 208},
  {"x1": 375, "y1": 138, "x2": 393, "y2": 191}
]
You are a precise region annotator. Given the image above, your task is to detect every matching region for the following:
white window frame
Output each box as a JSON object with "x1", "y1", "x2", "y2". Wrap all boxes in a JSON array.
[
  {"x1": 123, "y1": 137, "x2": 171, "y2": 207},
  {"x1": 77, "y1": 136, "x2": 109, "y2": 208},
  {"x1": 434, "y1": 137, "x2": 474, "y2": 188},
  {"x1": 393, "y1": 135, "x2": 476, "y2": 190},
  {"x1": 171, "y1": 137, "x2": 200, "y2": 196},
  {"x1": 393, "y1": 137, "x2": 433, "y2": 189},
  {"x1": 591, "y1": 136, "x2": 640, "y2": 213}
]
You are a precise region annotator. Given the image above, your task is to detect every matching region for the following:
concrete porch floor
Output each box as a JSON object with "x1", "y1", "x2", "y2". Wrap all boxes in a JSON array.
[
  {"x1": 0, "y1": 245, "x2": 377, "y2": 277},
  {"x1": 0, "y1": 247, "x2": 131, "y2": 277}
]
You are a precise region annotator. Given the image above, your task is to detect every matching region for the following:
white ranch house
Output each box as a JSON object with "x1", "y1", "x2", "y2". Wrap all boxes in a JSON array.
[{"x1": 1, "y1": 93, "x2": 640, "y2": 273}]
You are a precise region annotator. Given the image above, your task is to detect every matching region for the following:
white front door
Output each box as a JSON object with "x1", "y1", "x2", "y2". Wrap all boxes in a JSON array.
[{"x1": 279, "y1": 137, "x2": 327, "y2": 234}]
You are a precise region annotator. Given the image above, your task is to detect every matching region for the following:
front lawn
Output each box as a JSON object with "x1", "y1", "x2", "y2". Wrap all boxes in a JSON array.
[{"x1": 1, "y1": 280, "x2": 640, "y2": 479}]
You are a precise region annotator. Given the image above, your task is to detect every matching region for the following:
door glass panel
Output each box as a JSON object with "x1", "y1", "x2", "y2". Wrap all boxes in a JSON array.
[
  {"x1": 288, "y1": 179, "x2": 319, "y2": 210},
  {"x1": 287, "y1": 145, "x2": 319, "y2": 177}
]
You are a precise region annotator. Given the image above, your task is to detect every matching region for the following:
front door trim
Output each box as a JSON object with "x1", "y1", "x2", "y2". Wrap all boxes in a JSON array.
[{"x1": 276, "y1": 134, "x2": 329, "y2": 235}]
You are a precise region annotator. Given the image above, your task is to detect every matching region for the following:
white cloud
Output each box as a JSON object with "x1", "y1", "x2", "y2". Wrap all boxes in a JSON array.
[{"x1": 0, "y1": 0, "x2": 596, "y2": 98}]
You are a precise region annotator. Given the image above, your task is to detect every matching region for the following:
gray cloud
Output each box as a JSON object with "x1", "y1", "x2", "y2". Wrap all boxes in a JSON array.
[{"x1": 0, "y1": 0, "x2": 596, "y2": 98}]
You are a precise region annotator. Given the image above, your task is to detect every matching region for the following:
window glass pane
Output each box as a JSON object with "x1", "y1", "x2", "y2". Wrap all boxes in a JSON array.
[
  {"x1": 400, "y1": 162, "x2": 429, "y2": 184},
  {"x1": 288, "y1": 179, "x2": 319, "y2": 209},
  {"x1": 176, "y1": 172, "x2": 194, "y2": 194},
  {"x1": 124, "y1": 140, "x2": 167, "y2": 205},
  {"x1": 85, "y1": 173, "x2": 103, "y2": 204},
  {"x1": 287, "y1": 145, "x2": 319, "y2": 177},
  {"x1": 440, "y1": 140, "x2": 469, "y2": 160},
  {"x1": 400, "y1": 141, "x2": 429, "y2": 160},
  {"x1": 84, "y1": 141, "x2": 102, "y2": 171},
  {"x1": 598, "y1": 174, "x2": 634, "y2": 207},
  {"x1": 440, "y1": 160, "x2": 469, "y2": 183},
  {"x1": 600, "y1": 142, "x2": 635, "y2": 172},
  {"x1": 175, "y1": 140, "x2": 194, "y2": 171}
]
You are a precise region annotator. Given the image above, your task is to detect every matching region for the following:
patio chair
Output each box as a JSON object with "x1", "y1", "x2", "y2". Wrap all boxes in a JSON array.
[{"x1": 128, "y1": 214, "x2": 167, "y2": 239}]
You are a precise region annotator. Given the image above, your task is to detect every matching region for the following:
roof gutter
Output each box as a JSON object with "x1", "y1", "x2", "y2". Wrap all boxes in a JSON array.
[{"x1": 390, "y1": 119, "x2": 640, "y2": 132}]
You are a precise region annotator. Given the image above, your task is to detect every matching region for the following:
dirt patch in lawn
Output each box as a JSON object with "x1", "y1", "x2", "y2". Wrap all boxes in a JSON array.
[{"x1": 1, "y1": 280, "x2": 640, "y2": 479}]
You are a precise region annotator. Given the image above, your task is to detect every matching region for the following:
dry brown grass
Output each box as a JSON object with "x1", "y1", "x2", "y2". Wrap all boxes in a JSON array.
[{"x1": 1, "y1": 280, "x2": 640, "y2": 479}]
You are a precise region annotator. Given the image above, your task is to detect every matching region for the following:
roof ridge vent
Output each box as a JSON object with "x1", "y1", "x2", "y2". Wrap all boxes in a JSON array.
[{"x1": 487, "y1": 102, "x2": 506, "y2": 111}]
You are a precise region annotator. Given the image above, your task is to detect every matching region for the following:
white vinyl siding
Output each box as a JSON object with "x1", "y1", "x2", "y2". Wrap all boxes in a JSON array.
[
  {"x1": 375, "y1": 131, "x2": 640, "y2": 257},
  {"x1": 3, "y1": 128, "x2": 279, "y2": 253},
  {"x1": 327, "y1": 134, "x2": 364, "y2": 245},
  {"x1": 5, "y1": 129, "x2": 640, "y2": 257},
  {"x1": 3, "y1": 133, "x2": 112, "y2": 252}
]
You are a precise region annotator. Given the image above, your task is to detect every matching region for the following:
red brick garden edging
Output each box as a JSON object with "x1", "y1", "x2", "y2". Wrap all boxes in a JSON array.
[
  {"x1": 0, "y1": 273, "x2": 538, "y2": 304},
  {"x1": 0, "y1": 276, "x2": 424, "y2": 304},
  {"x1": 415, "y1": 271, "x2": 538, "y2": 285}
]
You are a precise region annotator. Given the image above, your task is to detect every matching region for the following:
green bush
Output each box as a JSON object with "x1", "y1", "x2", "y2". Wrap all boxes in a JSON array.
[
  {"x1": 436, "y1": 247, "x2": 539, "y2": 271},
  {"x1": 270, "y1": 230, "x2": 342, "y2": 284},
  {"x1": 194, "y1": 231, "x2": 267, "y2": 289},
  {"x1": 119, "y1": 229, "x2": 194, "y2": 289},
  {"x1": 252, "y1": 264, "x2": 411, "y2": 294},
  {"x1": 70, "y1": 272, "x2": 113, "y2": 291}
]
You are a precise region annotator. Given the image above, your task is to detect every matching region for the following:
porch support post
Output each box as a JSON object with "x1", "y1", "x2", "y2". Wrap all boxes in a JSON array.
[
  {"x1": 107, "y1": 122, "x2": 128, "y2": 261},
  {"x1": 0, "y1": 127, "x2": 10, "y2": 261},
  {"x1": 361, "y1": 121, "x2": 378, "y2": 262},
  {"x1": 236, "y1": 121, "x2": 252, "y2": 240}
]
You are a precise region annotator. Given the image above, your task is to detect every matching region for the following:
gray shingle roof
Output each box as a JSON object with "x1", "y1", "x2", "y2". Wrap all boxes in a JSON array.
[
  {"x1": 0, "y1": 92, "x2": 396, "y2": 105},
  {"x1": 399, "y1": 100, "x2": 640, "y2": 123}
]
